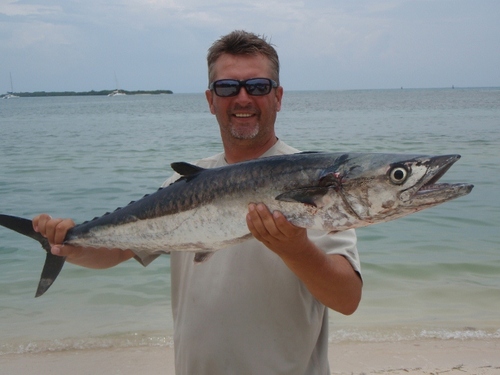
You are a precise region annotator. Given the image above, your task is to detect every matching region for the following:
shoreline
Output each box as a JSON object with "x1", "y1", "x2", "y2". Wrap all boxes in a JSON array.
[{"x1": 1, "y1": 339, "x2": 499, "y2": 375}]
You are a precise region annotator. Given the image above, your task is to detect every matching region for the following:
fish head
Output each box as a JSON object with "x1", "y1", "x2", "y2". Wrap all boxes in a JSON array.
[{"x1": 335, "y1": 153, "x2": 474, "y2": 226}]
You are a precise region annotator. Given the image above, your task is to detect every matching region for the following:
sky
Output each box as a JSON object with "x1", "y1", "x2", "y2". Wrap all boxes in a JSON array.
[{"x1": 1, "y1": 0, "x2": 499, "y2": 93}]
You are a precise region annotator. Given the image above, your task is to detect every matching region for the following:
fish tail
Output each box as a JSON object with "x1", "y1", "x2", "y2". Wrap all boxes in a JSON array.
[{"x1": 0, "y1": 214, "x2": 66, "y2": 297}]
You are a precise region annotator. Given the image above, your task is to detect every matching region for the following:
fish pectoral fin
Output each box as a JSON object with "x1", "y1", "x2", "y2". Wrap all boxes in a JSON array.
[
  {"x1": 193, "y1": 251, "x2": 214, "y2": 263},
  {"x1": 171, "y1": 162, "x2": 206, "y2": 176},
  {"x1": 275, "y1": 187, "x2": 332, "y2": 208}
]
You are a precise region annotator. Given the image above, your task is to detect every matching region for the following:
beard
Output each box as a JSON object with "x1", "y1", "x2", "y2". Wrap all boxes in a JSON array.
[{"x1": 229, "y1": 122, "x2": 260, "y2": 140}]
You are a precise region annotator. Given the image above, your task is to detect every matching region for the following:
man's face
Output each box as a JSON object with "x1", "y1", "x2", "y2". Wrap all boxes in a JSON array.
[{"x1": 205, "y1": 53, "x2": 283, "y2": 143}]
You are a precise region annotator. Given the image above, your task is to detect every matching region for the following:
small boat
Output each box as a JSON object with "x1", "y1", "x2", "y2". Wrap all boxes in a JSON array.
[
  {"x1": 108, "y1": 72, "x2": 126, "y2": 96},
  {"x1": 2, "y1": 73, "x2": 19, "y2": 99},
  {"x1": 107, "y1": 89, "x2": 126, "y2": 96}
]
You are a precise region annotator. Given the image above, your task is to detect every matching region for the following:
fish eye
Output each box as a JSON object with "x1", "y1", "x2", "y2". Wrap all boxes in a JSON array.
[{"x1": 389, "y1": 166, "x2": 408, "y2": 184}]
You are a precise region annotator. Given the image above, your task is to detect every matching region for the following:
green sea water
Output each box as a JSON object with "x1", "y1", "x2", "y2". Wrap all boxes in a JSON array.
[{"x1": 0, "y1": 88, "x2": 499, "y2": 354}]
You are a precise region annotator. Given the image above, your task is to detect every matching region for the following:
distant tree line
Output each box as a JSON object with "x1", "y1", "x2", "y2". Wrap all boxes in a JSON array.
[{"x1": 2, "y1": 90, "x2": 173, "y2": 98}]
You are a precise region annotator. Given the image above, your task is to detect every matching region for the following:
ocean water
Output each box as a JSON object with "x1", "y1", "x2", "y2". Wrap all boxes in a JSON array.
[{"x1": 0, "y1": 88, "x2": 499, "y2": 354}]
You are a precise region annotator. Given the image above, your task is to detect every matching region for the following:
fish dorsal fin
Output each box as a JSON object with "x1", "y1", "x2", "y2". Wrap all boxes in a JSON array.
[{"x1": 171, "y1": 162, "x2": 205, "y2": 176}]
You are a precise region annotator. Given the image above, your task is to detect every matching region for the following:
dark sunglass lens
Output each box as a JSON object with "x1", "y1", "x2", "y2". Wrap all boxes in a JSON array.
[
  {"x1": 214, "y1": 80, "x2": 239, "y2": 97},
  {"x1": 245, "y1": 79, "x2": 271, "y2": 96}
]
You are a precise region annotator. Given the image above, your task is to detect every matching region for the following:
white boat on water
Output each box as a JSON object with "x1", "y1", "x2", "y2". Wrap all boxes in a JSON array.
[
  {"x1": 107, "y1": 89, "x2": 126, "y2": 97},
  {"x1": 108, "y1": 72, "x2": 126, "y2": 96},
  {"x1": 3, "y1": 73, "x2": 19, "y2": 99}
]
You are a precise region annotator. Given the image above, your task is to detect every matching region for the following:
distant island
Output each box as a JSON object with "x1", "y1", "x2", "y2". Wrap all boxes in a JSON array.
[{"x1": 1, "y1": 89, "x2": 173, "y2": 98}]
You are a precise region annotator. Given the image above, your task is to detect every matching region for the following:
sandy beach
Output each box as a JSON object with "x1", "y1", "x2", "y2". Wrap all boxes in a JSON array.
[{"x1": 1, "y1": 339, "x2": 499, "y2": 375}]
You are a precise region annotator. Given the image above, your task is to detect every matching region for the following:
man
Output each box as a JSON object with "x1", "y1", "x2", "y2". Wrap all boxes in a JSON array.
[{"x1": 33, "y1": 30, "x2": 362, "y2": 374}]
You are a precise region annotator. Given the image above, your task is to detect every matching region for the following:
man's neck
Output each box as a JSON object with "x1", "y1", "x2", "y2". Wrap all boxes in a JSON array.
[{"x1": 224, "y1": 137, "x2": 278, "y2": 164}]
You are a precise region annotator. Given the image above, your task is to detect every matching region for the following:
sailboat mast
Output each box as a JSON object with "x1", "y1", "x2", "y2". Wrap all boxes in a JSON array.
[{"x1": 9, "y1": 72, "x2": 14, "y2": 94}]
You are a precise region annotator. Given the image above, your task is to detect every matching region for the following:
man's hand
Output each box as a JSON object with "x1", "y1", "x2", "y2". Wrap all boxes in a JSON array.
[
  {"x1": 246, "y1": 203, "x2": 362, "y2": 315},
  {"x1": 33, "y1": 214, "x2": 79, "y2": 257},
  {"x1": 32, "y1": 214, "x2": 134, "y2": 268},
  {"x1": 246, "y1": 203, "x2": 311, "y2": 257}
]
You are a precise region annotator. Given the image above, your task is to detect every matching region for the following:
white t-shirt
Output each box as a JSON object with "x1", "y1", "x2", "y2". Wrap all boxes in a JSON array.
[{"x1": 161, "y1": 140, "x2": 361, "y2": 375}]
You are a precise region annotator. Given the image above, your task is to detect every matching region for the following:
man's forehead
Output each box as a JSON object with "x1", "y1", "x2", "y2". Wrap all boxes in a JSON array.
[{"x1": 212, "y1": 53, "x2": 272, "y2": 79}]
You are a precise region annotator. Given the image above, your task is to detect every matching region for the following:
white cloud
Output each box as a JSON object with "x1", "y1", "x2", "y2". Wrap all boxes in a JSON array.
[
  {"x1": 0, "y1": 0, "x2": 61, "y2": 16},
  {"x1": 3, "y1": 21, "x2": 76, "y2": 48}
]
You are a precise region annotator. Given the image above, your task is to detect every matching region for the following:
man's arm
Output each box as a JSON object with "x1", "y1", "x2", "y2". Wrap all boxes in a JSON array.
[
  {"x1": 246, "y1": 203, "x2": 362, "y2": 315},
  {"x1": 33, "y1": 214, "x2": 135, "y2": 269}
]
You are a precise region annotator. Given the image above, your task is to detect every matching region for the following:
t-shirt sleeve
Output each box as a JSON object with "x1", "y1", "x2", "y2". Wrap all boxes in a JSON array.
[{"x1": 308, "y1": 229, "x2": 361, "y2": 275}]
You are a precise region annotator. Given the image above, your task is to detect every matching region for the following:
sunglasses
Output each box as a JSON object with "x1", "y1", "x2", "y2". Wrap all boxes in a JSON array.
[{"x1": 209, "y1": 78, "x2": 278, "y2": 97}]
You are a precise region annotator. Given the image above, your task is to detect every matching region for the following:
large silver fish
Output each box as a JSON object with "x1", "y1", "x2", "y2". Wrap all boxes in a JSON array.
[{"x1": 0, "y1": 152, "x2": 473, "y2": 297}]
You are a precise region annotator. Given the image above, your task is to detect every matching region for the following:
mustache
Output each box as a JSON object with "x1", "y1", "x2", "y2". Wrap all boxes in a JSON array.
[{"x1": 232, "y1": 104, "x2": 259, "y2": 113}]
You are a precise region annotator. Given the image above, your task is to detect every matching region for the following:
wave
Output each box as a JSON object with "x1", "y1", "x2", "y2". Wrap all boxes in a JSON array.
[
  {"x1": 330, "y1": 327, "x2": 500, "y2": 343},
  {"x1": 3, "y1": 327, "x2": 500, "y2": 356},
  {"x1": 0, "y1": 331, "x2": 173, "y2": 355}
]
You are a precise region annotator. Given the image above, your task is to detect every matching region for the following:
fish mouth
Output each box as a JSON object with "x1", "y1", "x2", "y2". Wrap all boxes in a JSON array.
[
  {"x1": 412, "y1": 154, "x2": 474, "y2": 201},
  {"x1": 417, "y1": 155, "x2": 457, "y2": 193}
]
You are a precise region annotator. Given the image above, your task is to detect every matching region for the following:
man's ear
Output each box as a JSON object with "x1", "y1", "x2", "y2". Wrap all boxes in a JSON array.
[
  {"x1": 275, "y1": 86, "x2": 284, "y2": 112},
  {"x1": 205, "y1": 89, "x2": 216, "y2": 115}
]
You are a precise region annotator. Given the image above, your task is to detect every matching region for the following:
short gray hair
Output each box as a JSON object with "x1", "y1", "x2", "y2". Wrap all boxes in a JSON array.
[{"x1": 207, "y1": 30, "x2": 280, "y2": 85}]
